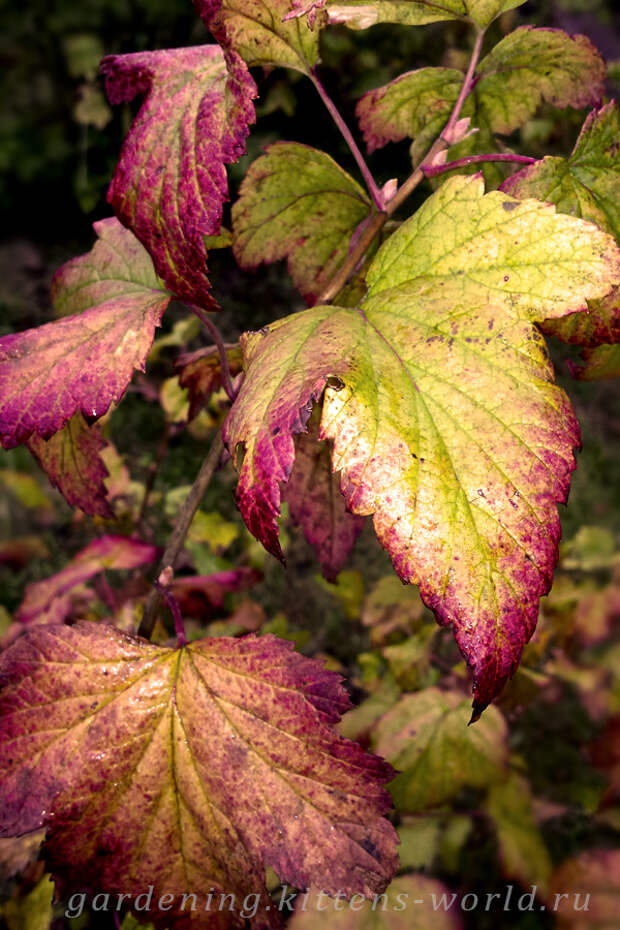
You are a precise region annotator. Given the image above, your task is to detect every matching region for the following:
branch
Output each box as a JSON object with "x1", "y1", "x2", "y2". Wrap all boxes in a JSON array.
[
  {"x1": 138, "y1": 429, "x2": 225, "y2": 639},
  {"x1": 188, "y1": 304, "x2": 238, "y2": 402},
  {"x1": 423, "y1": 153, "x2": 537, "y2": 178},
  {"x1": 310, "y1": 67, "x2": 386, "y2": 212},
  {"x1": 314, "y1": 27, "x2": 487, "y2": 305}
]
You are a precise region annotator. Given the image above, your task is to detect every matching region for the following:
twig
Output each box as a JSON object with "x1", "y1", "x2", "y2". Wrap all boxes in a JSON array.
[
  {"x1": 138, "y1": 430, "x2": 225, "y2": 639},
  {"x1": 423, "y1": 152, "x2": 537, "y2": 177},
  {"x1": 441, "y1": 27, "x2": 485, "y2": 143},
  {"x1": 188, "y1": 304, "x2": 237, "y2": 402},
  {"x1": 310, "y1": 67, "x2": 385, "y2": 212}
]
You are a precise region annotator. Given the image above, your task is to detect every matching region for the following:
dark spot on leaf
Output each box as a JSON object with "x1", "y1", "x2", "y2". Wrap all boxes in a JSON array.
[
  {"x1": 272, "y1": 426, "x2": 280, "y2": 436},
  {"x1": 502, "y1": 201, "x2": 519, "y2": 211},
  {"x1": 326, "y1": 375, "x2": 345, "y2": 391},
  {"x1": 504, "y1": 275, "x2": 510, "y2": 282}
]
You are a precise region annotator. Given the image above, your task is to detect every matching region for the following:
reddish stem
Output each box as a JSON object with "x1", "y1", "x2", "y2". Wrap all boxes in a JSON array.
[
  {"x1": 188, "y1": 305, "x2": 237, "y2": 403},
  {"x1": 154, "y1": 579, "x2": 188, "y2": 647},
  {"x1": 310, "y1": 67, "x2": 385, "y2": 211},
  {"x1": 441, "y1": 28, "x2": 485, "y2": 143},
  {"x1": 423, "y1": 153, "x2": 537, "y2": 177}
]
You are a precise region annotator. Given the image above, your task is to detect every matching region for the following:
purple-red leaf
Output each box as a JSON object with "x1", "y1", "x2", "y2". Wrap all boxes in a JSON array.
[
  {"x1": 170, "y1": 567, "x2": 262, "y2": 617},
  {"x1": 286, "y1": 408, "x2": 365, "y2": 581},
  {"x1": 0, "y1": 623, "x2": 398, "y2": 927},
  {"x1": 15, "y1": 535, "x2": 158, "y2": 625},
  {"x1": 0, "y1": 219, "x2": 169, "y2": 449},
  {"x1": 101, "y1": 45, "x2": 256, "y2": 309},
  {"x1": 177, "y1": 344, "x2": 244, "y2": 419},
  {"x1": 26, "y1": 414, "x2": 113, "y2": 518}
]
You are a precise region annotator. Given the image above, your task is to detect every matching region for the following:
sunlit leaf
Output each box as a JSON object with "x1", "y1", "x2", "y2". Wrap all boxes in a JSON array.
[
  {"x1": 0, "y1": 220, "x2": 169, "y2": 449},
  {"x1": 101, "y1": 45, "x2": 256, "y2": 308},
  {"x1": 232, "y1": 143, "x2": 373, "y2": 304},
  {"x1": 372, "y1": 688, "x2": 508, "y2": 810},
  {"x1": 224, "y1": 174, "x2": 620, "y2": 709},
  {"x1": 0, "y1": 624, "x2": 399, "y2": 926},
  {"x1": 27, "y1": 414, "x2": 113, "y2": 518},
  {"x1": 290, "y1": 0, "x2": 525, "y2": 31}
]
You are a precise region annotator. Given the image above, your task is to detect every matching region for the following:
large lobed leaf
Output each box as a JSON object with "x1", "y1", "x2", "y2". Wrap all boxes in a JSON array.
[
  {"x1": 232, "y1": 143, "x2": 373, "y2": 304},
  {"x1": 288, "y1": 0, "x2": 525, "y2": 31},
  {"x1": 0, "y1": 219, "x2": 169, "y2": 450},
  {"x1": 101, "y1": 45, "x2": 256, "y2": 309},
  {"x1": 502, "y1": 102, "x2": 620, "y2": 358},
  {"x1": 0, "y1": 623, "x2": 398, "y2": 928},
  {"x1": 223, "y1": 175, "x2": 620, "y2": 711},
  {"x1": 357, "y1": 28, "x2": 605, "y2": 161}
]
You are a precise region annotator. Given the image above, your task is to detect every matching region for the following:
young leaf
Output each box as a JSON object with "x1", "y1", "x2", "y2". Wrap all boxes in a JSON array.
[
  {"x1": 502, "y1": 103, "x2": 620, "y2": 348},
  {"x1": 101, "y1": 45, "x2": 256, "y2": 309},
  {"x1": 286, "y1": 407, "x2": 365, "y2": 581},
  {"x1": 372, "y1": 688, "x2": 508, "y2": 811},
  {"x1": 224, "y1": 175, "x2": 620, "y2": 710},
  {"x1": 15, "y1": 535, "x2": 158, "y2": 625},
  {"x1": 0, "y1": 624, "x2": 399, "y2": 926},
  {"x1": 292, "y1": 0, "x2": 525, "y2": 31},
  {"x1": 177, "y1": 343, "x2": 244, "y2": 419},
  {"x1": 232, "y1": 143, "x2": 373, "y2": 304},
  {"x1": 357, "y1": 29, "x2": 605, "y2": 156},
  {"x1": 194, "y1": 0, "x2": 325, "y2": 74},
  {"x1": 26, "y1": 414, "x2": 113, "y2": 519},
  {"x1": 0, "y1": 219, "x2": 170, "y2": 449}
]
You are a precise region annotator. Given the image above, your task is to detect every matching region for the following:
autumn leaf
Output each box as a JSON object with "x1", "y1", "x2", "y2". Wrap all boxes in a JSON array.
[
  {"x1": 285, "y1": 407, "x2": 365, "y2": 581},
  {"x1": 372, "y1": 688, "x2": 508, "y2": 810},
  {"x1": 357, "y1": 29, "x2": 605, "y2": 160},
  {"x1": 232, "y1": 143, "x2": 374, "y2": 304},
  {"x1": 27, "y1": 414, "x2": 113, "y2": 518},
  {"x1": 287, "y1": 875, "x2": 463, "y2": 930},
  {"x1": 194, "y1": 0, "x2": 325, "y2": 74},
  {"x1": 0, "y1": 623, "x2": 398, "y2": 928},
  {"x1": 15, "y1": 535, "x2": 158, "y2": 625},
  {"x1": 570, "y1": 343, "x2": 620, "y2": 381},
  {"x1": 502, "y1": 103, "x2": 620, "y2": 349},
  {"x1": 288, "y1": 0, "x2": 524, "y2": 31},
  {"x1": 177, "y1": 344, "x2": 244, "y2": 419},
  {"x1": 550, "y1": 849, "x2": 620, "y2": 929},
  {"x1": 101, "y1": 45, "x2": 256, "y2": 308},
  {"x1": 223, "y1": 174, "x2": 620, "y2": 710},
  {"x1": 0, "y1": 219, "x2": 170, "y2": 449}
]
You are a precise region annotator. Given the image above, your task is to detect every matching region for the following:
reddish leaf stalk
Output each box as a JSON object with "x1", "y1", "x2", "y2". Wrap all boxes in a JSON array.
[
  {"x1": 154, "y1": 578, "x2": 188, "y2": 646},
  {"x1": 310, "y1": 67, "x2": 386, "y2": 212},
  {"x1": 188, "y1": 304, "x2": 238, "y2": 402},
  {"x1": 423, "y1": 153, "x2": 537, "y2": 177},
  {"x1": 138, "y1": 430, "x2": 225, "y2": 639},
  {"x1": 315, "y1": 26, "x2": 488, "y2": 305}
]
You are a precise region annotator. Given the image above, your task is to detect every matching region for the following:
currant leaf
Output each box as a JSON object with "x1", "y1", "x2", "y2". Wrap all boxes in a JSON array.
[
  {"x1": 289, "y1": 0, "x2": 525, "y2": 31},
  {"x1": 502, "y1": 102, "x2": 620, "y2": 348},
  {"x1": 0, "y1": 221, "x2": 169, "y2": 449},
  {"x1": 357, "y1": 29, "x2": 605, "y2": 157},
  {"x1": 0, "y1": 624, "x2": 398, "y2": 927},
  {"x1": 232, "y1": 142, "x2": 373, "y2": 304},
  {"x1": 101, "y1": 45, "x2": 256, "y2": 309},
  {"x1": 177, "y1": 344, "x2": 244, "y2": 419},
  {"x1": 15, "y1": 536, "x2": 158, "y2": 625},
  {"x1": 194, "y1": 0, "x2": 325, "y2": 74},
  {"x1": 223, "y1": 175, "x2": 620, "y2": 709},
  {"x1": 26, "y1": 415, "x2": 113, "y2": 519},
  {"x1": 286, "y1": 407, "x2": 365, "y2": 581}
]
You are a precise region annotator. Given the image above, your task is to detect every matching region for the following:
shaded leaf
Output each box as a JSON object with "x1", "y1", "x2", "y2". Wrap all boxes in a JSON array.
[
  {"x1": 571, "y1": 343, "x2": 620, "y2": 381},
  {"x1": 170, "y1": 567, "x2": 262, "y2": 617},
  {"x1": 15, "y1": 535, "x2": 158, "y2": 625},
  {"x1": 550, "y1": 849, "x2": 620, "y2": 929},
  {"x1": 287, "y1": 875, "x2": 463, "y2": 929},
  {"x1": 232, "y1": 143, "x2": 373, "y2": 304},
  {"x1": 101, "y1": 45, "x2": 256, "y2": 308},
  {"x1": 286, "y1": 407, "x2": 365, "y2": 581},
  {"x1": 357, "y1": 29, "x2": 605, "y2": 157},
  {"x1": 485, "y1": 772, "x2": 552, "y2": 894},
  {"x1": 224, "y1": 174, "x2": 620, "y2": 708},
  {"x1": 0, "y1": 624, "x2": 399, "y2": 927},
  {"x1": 194, "y1": 0, "x2": 325, "y2": 74},
  {"x1": 177, "y1": 344, "x2": 243, "y2": 419},
  {"x1": 373, "y1": 688, "x2": 508, "y2": 811},
  {"x1": 361, "y1": 575, "x2": 427, "y2": 644},
  {"x1": 0, "y1": 876, "x2": 54, "y2": 930},
  {"x1": 502, "y1": 103, "x2": 620, "y2": 348},
  {"x1": 27, "y1": 414, "x2": 113, "y2": 519},
  {"x1": 0, "y1": 471, "x2": 52, "y2": 510},
  {"x1": 0, "y1": 220, "x2": 169, "y2": 449}
]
